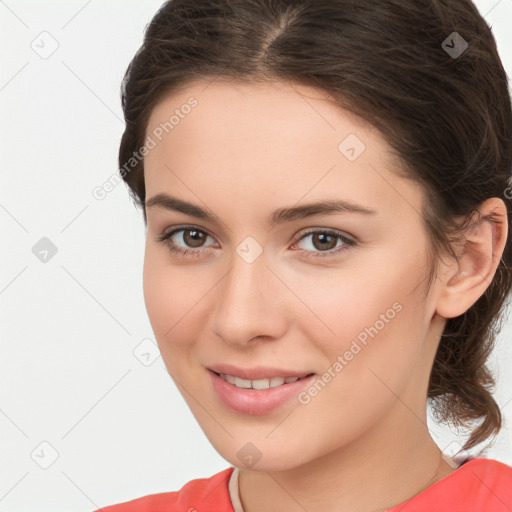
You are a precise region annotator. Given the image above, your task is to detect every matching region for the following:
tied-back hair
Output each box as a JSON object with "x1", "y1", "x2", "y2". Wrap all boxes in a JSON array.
[{"x1": 118, "y1": 0, "x2": 512, "y2": 451}]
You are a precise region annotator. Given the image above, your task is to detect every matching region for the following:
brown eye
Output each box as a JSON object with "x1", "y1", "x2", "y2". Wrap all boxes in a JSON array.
[
  {"x1": 182, "y1": 229, "x2": 207, "y2": 248},
  {"x1": 157, "y1": 226, "x2": 215, "y2": 256},
  {"x1": 292, "y1": 229, "x2": 357, "y2": 258},
  {"x1": 157, "y1": 226, "x2": 357, "y2": 259},
  {"x1": 310, "y1": 232, "x2": 338, "y2": 251}
]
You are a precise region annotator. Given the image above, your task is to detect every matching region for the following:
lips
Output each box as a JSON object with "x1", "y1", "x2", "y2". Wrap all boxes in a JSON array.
[
  {"x1": 208, "y1": 370, "x2": 317, "y2": 415},
  {"x1": 207, "y1": 363, "x2": 315, "y2": 381}
]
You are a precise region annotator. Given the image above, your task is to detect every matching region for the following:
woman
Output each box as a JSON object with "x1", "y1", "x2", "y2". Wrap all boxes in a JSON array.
[{"x1": 95, "y1": 0, "x2": 512, "y2": 510}]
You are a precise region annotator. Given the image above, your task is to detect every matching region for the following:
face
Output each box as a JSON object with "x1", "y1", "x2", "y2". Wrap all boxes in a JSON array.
[{"x1": 142, "y1": 79, "x2": 447, "y2": 472}]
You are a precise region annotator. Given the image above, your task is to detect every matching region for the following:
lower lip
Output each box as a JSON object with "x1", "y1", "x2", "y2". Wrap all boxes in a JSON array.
[{"x1": 208, "y1": 370, "x2": 317, "y2": 415}]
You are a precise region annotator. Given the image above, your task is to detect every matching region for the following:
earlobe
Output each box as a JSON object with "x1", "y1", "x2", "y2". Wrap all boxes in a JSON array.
[{"x1": 435, "y1": 197, "x2": 508, "y2": 320}]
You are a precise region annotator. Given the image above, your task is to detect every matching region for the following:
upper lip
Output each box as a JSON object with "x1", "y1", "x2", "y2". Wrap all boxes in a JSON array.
[{"x1": 207, "y1": 363, "x2": 314, "y2": 380}]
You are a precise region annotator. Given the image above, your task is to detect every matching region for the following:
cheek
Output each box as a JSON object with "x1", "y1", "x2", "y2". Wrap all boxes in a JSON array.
[
  {"x1": 287, "y1": 265, "x2": 403, "y2": 348},
  {"x1": 142, "y1": 246, "x2": 212, "y2": 361},
  {"x1": 296, "y1": 261, "x2": 427, "y2": 391},
  {"x1": 142, "y1": 247, "x2": 188, "y2": 342}
]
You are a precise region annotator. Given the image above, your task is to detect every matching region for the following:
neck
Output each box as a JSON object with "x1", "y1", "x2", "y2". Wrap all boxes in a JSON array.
[{"x1": 237, "y1": 407, "x2": 455, "y2": 512}]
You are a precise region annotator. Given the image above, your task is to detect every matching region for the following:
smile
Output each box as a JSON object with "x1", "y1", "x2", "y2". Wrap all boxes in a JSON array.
[{"x1": 215, "y1": 372, "x2": 314, "y2": 390}]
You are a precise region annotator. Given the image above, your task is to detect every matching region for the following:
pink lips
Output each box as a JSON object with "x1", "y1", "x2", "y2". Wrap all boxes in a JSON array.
[{"x1": 208, "y1": 368, "x2": 317, "y2": 415}]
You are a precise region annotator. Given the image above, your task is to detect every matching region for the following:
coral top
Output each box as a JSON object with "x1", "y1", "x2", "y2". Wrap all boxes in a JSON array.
[{"x1": 93, "y1": 457, "x2": 512, "y2": 512}]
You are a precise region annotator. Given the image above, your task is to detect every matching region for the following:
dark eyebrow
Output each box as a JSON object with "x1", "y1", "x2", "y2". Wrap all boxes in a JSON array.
[{"x1": 145, "y1": 192, "x2": 377, "y2": 225}]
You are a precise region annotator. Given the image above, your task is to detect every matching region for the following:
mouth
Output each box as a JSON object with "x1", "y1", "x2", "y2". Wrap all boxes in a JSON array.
[
  {"x1": 208, "y1": 368, "x2": 317, "y2": 415},
  {"x1": 210, "y1": 370, "x2": 316, "y2": 390}
]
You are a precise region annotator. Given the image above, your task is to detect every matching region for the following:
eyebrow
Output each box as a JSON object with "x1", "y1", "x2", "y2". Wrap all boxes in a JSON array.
[{"x1": 145, "y1": 193, "x2": 377, "y2": 225}]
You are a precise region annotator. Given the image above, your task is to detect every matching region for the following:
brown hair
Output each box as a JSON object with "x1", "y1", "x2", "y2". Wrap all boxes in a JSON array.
[{"x1": 118, "y1": 0, "x2": 512, "y2": 451}]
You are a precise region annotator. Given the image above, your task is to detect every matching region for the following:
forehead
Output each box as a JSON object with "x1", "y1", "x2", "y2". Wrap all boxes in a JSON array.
[
  {"x1": 143, "y1": 79, "x2": 423, "y2": 222},
  {"x1": 146, "y1": 78, "x2": 378, "y2": 148}
]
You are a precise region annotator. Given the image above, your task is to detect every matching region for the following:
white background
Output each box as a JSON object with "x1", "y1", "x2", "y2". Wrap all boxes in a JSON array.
[{"x1": 1, "y1": 1, "x2": 511, "y2": 510}]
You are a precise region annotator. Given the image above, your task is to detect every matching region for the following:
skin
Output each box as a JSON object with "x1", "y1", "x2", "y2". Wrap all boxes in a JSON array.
[{"x1": 141, "y1": 79, "x2": 508, "y2": 512}]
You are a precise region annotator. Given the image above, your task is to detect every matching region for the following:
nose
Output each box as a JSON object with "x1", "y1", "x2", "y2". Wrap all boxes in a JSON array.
[{"x1": 211, "y1": 247, "x2": 288, "y2": 348}]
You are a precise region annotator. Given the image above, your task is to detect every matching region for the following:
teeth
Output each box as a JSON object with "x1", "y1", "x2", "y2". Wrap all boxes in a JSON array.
[
  {"x1": 236, "y1": 376, "x2": 254, "y2": 388},
  {"x1": 220, "y1": 373, "x2": 302, "y2": 389}
]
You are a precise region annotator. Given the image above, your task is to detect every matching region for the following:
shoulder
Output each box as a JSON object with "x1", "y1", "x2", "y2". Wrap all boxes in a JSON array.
[
  {"x1": 92, "y1": 466, "x2": 235, "y2": 512},
  {"x1": 459, "y1": 457, "x2": 512, "y2": 500},
  {"x1": 388, "y1": 457, "x2": 512, "y2": 512},
  {"x1": 465, "y1": 456, "x2": 512, "y2": 477}
]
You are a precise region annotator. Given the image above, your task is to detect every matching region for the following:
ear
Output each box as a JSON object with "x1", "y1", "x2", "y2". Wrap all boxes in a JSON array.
[{"x1": 435, "y1": 197, "x2": 508, "y2": 320}]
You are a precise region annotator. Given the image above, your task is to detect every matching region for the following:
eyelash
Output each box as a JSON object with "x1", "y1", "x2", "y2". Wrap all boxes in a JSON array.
[{"x1": 155, "y1": 224, "x2": 357, "y2": 259}]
